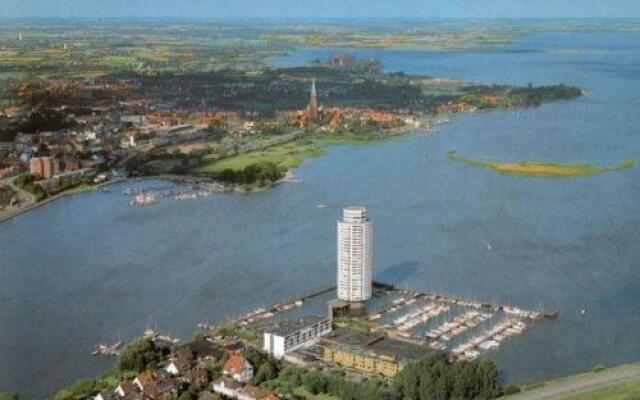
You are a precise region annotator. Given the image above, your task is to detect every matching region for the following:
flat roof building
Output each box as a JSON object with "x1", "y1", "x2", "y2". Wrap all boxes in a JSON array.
[
  {"x1": 263, "y1": 316, "x2": 332, "y2": 358},
  {"x1": 320, "y1": 330, "x2": 429, "y2": 377}
]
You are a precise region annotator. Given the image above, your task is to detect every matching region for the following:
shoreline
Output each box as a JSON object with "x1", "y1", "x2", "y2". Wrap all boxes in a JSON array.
[
  {"x1": 0, "y1": 114, "x2": 470, "y2": 224},
  {"x1": 0, "y1": 178, "x2": 125, "y2": 224}
]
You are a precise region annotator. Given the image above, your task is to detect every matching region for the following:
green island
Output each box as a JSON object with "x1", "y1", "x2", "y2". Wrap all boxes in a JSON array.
[{"x1": 446, "y1": 151, "x2": 635, "y2": 178}]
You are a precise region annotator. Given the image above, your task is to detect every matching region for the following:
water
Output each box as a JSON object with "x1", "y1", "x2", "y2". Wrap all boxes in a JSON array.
[{"x1": 2, "y1": 31, "x2": 640, "y2": 397}]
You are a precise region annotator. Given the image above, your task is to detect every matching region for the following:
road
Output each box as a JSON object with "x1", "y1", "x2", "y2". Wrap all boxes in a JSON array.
[
  {"x1": 0, "y1": 175, "x2": 36, "y2": 221},
  {"x1": 507, "y1": 363, "x2": 640, "y2": 400}
]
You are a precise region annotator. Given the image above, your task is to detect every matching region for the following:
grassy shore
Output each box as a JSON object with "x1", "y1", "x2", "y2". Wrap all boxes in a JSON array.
[
  {"x1": 196, "y1": 141, "x2": 324, "y2": 175},
  {"x1": 504, "y1": 362, "x2": 640, "y2": 399},
  {"x1": 446, "y1": 151, "x2": 636, "y2": 178},
  {"x1": 562, "y1": 379, "x2": 640, "y2": 400},
  {"x1": 194, "y1": 131, "x2": 407, "y2": 177}
]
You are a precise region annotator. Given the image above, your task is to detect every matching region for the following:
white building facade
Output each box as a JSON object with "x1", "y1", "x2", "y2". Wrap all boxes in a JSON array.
[
  {"x1": 337, "y1": 206, "x2": 373, "y2": 302},
  {"x1": 263, "y1": 316, "x2": 332, "y2": 358}
]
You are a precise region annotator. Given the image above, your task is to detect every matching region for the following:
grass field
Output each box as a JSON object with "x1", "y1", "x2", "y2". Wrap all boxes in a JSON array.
[
  {"x1": 506, "y1": 362, "x2": 640, "y2": 400},
  {"x1": 197, "y1": 141, "x2": 323, "y2": 175},
  {"x1": 447, "y1": 151, "x2": 636, "y2": 178},
  {"x1": 562, "y1": 379, "x2": 640, "y2": 400}
]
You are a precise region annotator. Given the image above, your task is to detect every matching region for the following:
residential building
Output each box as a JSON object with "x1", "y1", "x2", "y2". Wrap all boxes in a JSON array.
[
  {"x1": 114, "y1": 381, "x2": 136, "y2": 398},
  {"x1": 165, "y1": 347, "x2": 194, "y2": 376},
  {"x1": 263, "y1": 316, "x2": 332, "y2": 358},
  {"x1": 222, "y1": 352, "x2": 253, "y2": 383},
  {"x1": 183, "y1": 367, "x2": 209, "y2": 387},
  {"x1": 337, "y1": 206, "x2": 373, "y2": 302},
  {"x1": 237, "y1": 385, "x2": 278, "y2": 400},
  {"x1": 212, "y1": 377, "x2": 242, "y2": 398},
  {"x1": 145, "y1": 377, "x2": 180, "y2": 400},
  {"x1": 133, "y1": 371, "x2": 155, "y2": 392},
  {"x1": 30, "y1": 157, "x2": 56, "y2": 179}
]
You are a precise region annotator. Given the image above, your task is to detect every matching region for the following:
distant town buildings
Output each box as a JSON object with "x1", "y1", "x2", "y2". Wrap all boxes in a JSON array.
[
  {"x1": 30, "y1": 156, "x2": 60, "y2": 179},
  {"x1": 337, "y1": 206, "x2": 373, "y2": 302},
  {"x1": 263, "y1": 316, "x2": 332, "y2": 358}
]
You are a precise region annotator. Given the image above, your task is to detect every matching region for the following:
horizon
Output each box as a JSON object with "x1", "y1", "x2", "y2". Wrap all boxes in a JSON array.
[{"x1": 2, "y1": 0, "x2": 640, "y2": 19}]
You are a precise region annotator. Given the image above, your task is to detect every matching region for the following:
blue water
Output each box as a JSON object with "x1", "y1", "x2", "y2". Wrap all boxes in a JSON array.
[{"x1": 1, "y1": 31, "x2": 640, "y2": 397}]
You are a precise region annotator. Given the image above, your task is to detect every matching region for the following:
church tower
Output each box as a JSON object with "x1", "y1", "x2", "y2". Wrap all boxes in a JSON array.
[{"x1": 308, "y1": 78, "x2": 319, "y2": 121}]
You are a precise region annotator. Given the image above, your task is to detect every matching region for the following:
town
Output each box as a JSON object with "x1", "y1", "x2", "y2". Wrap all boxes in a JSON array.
[
  {"x1": 0, "y1": 26, "x2": 582, "y2": 221},
  {"x1": 50, "y1": 206, "x2": 553, "y2": 400}
]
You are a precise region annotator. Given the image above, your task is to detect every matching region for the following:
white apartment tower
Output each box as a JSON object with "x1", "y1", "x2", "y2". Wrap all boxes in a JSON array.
[{"x1": 337, "y1": 206, "x2": 373, "y2": 302}]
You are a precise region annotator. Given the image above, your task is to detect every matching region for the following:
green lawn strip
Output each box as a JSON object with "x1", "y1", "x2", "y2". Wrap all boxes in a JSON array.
[
  {"x1": 196, "y1": 141, "x2": 324, "y2": 175},
  {"x1": 561, "y1": 378, "x2": 640, "y2": 400},
  {"x1": 507, "y1": 362, "x2": 640, "y2": 397}
]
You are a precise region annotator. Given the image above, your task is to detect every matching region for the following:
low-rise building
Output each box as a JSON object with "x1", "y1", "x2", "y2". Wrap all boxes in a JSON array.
[
  {"x1": 320, "y1": 330, "x2": 429, "y2": 377},
  {"x1": 263, "y1": 316, "x2": 332, "y2": 358},
  {"x1": 133, "y1": 371, "x2": 155, "y2": 392},
  {"x1": 114, "y1": 381, "x2": 136, "y2": 398},
  {"x1": 212, "y1": 377, "x2": 242, "y2": 398},
  {"x1": 236, "y1": 385, "x2": 278, "y2": 400}
]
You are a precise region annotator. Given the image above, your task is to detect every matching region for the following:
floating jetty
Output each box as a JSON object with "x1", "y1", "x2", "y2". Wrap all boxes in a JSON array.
[
  {"x1": 451, "y1": 319, "x2": 527, "y2": 361},
  {"x1": 426, "y1": 310, "x2": 493, "y2": 342},
  {"x1": 232, "y1": 285, "x2": 335, "y2": 327}
]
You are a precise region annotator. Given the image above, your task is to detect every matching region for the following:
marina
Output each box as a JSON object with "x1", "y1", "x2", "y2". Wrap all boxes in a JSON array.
[
  {"x1": 219, "y1": 281, "x2": 555, "y2": 362},
  {"x1": 123, "y1": 180, "x2": 236, "y2": 207}
]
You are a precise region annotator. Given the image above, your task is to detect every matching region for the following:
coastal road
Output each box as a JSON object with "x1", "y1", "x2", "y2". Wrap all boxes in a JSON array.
[
  {"x1": 0, "y1": 175, "x2": 35, "y2": 221},
  {"x1": 507, "y1": 363, "x2": 640, "y2": 400}
]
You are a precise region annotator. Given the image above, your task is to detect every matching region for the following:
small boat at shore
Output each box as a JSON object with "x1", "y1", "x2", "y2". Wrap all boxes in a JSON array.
[{"x1": 92, "y1": 340, "x2": 123, "y2": 356}]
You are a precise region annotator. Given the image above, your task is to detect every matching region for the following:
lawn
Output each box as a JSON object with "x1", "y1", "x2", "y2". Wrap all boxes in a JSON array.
[
  {"x1": 197, "y1": 141, "x2": 323, "y2": 175},
  {"x1": 562, "y1": 378, "x2": 640, "y2": 400}
]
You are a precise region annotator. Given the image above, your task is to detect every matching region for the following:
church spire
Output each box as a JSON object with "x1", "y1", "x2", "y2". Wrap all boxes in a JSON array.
[{"x1": 309, "y1": 77, "x2": 319, "y2": 120}]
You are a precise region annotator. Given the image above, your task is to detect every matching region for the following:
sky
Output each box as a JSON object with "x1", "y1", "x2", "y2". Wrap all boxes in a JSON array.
[{"x1": 2, "y1": 0, "x2": 640, "y2": 19}]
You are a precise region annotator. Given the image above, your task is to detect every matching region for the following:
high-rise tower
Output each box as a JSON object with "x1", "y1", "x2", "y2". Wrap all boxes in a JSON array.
[
  {"x1": 337, "y1": 206, "x2": 373, "y2": 302},
  {"x1": 308, "y1": 78, "x2": 319, "y2": 121}
]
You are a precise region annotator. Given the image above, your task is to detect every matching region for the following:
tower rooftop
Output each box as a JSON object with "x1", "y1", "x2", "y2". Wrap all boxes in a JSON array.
[{"x1": 343, "y1": 206, "x2": 367, "y2": 222}]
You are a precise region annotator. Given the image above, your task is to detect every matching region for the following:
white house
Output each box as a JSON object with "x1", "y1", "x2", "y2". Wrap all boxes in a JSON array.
[{"x1": 165, "y1": 362, "x2": 181, "y2": 376}]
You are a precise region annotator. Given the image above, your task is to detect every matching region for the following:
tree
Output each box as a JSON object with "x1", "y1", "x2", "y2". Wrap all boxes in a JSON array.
[
  {"x1": 53, "y1": 379, "x2": 97, "y2": 400},
  {"x1": 117, "y1": 338, "x2": 161, "y2": 373},
  {"x1": 252, "y1": 362, "x2": 277, "y2": 385},
  {"x1": 393, "y1": 352, "x2": 502, "y2": 400}
]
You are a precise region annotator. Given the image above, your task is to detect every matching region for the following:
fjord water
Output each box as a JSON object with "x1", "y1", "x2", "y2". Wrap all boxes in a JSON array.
[{"x1": 2, "y1": 31, "x2": 640, "y2": 397}]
